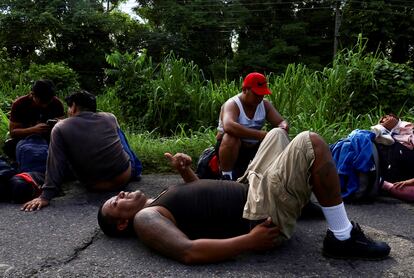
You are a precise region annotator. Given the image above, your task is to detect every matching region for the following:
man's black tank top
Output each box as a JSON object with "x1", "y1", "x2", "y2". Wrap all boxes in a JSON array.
[{"x1": 149, "y1": 179, "x2": 250, "y2": 239}]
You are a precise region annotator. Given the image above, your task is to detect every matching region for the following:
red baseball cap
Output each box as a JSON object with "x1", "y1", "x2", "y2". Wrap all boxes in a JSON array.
[{"x1": 242, "y1": 72, "x2": 272, "y2": 95}]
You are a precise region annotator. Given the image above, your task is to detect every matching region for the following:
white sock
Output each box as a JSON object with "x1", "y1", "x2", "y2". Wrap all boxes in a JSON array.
[
  {"x1": 221, "y1": 171, "x2": 233, "y2": 179},
  {"x1": 321, "y1": 203, "x2": 352, "y2": 241}
]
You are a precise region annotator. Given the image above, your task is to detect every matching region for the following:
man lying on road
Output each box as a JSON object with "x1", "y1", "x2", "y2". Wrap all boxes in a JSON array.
[{"x1": 98, "y1": 128, "x2": 391, "y2": 264}]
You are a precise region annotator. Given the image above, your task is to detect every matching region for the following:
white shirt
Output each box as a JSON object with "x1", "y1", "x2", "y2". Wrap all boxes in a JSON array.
[{"x1": 217, "y1": 94, "x2": 266, "y2": 144}]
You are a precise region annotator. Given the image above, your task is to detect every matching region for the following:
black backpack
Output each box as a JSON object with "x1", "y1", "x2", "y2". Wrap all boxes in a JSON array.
[
  {"x1": 195, "y1": 147, "x2": 220, "y2": 179},
  {"x1": 345, "y1": 142, "x2": 381, "y2": 203},
  {"x1": 0, "y1": 157, "x2": 17, "y2": 201}
]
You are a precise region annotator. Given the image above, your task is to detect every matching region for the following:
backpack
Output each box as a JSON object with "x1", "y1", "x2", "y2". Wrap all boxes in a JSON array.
[
  {"x1": 195, "y1": 147, "x2": 220, "y2": 179},
  {"x1": 330, "y1": 130, "x2": 381, "y2": 203},
  {"x1": 376, "y1": 141, "x2": 414, "y2": 183},
  {"x1": 15, "y1": 135, "x2": 49, "y2": 174},
  {"x1": 349, "y1": 142, "x2": 381, "y2": 202},
  {"x1": 0, "y1": 157, "x2": 17, "y2": 201}
]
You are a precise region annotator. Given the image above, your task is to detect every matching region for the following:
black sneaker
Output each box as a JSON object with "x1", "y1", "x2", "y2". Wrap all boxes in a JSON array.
[{"x1": 323, "y1": 221, "x2": 391, "y2": 260}]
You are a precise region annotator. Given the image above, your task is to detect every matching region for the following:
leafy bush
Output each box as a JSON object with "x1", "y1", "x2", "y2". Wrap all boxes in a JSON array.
[
  {"x1": 0, "y1": 53, "x2": 80, "y2": 116},
  {"x1": 0, "y1": 48, "x2": 28, "y2": 114},
  {"x1": 105, "y1": 50, "x2": 155, "y2": 130},
  {"x1": 333, "y1": 36, "x2": 414, "y2": 115},
  {"x1": 0, "y1": 48, "x2": 25, "y2": 86},
  {"x1": 0, "y1": 82, "x2": 30, "y2": 117},
  {"x1": 26, "y1": 62, "x2": 80, "y2": 97},
  {"x1": 373, "y1": 60, "x2": 414, "y2": 113}
]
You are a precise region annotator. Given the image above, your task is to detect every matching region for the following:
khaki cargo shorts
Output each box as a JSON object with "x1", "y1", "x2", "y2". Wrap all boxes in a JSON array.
[{"x1": 238, "y1": 128, "x2": 315, "y2": 244}]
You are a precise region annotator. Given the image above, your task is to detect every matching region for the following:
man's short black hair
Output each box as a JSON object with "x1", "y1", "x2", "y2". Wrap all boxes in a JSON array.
[
  {"x1": 31, "y1": 80, "x2": 56, "y2": 103},
  {"x1": 65, "y1": 90, "x2": 97, "y2": 112},
  {"x1": 97, "y1": 204, "x2": 135, "y2": 238}
]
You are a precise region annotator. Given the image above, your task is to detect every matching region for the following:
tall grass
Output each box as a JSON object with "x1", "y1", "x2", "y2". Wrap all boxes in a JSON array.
[
  {"x1": 1, "y1": 40, "x2": 413, "y2": 173},
  {"x1": 0, "y1": 108, "x2": 9, "y2": 147},
  {"x1": 0, "y1": 82, "x2": 30, "y2": 114}
]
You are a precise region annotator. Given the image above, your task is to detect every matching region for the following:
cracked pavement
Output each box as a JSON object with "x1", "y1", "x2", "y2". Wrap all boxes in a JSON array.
[{"x1": 1, "y1": 174, "x2": 413, "y2": 277}]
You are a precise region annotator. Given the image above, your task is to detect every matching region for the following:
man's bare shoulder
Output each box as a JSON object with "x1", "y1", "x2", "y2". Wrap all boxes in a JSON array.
[
  {"x1": 223, "y1": 95, "x2": 240, "y2": 112},
  {"x1": 262, "y1": 98, "x2": 274, "y2": 106},
  {"x1": 133, "y1": 206, "x2": 171, "y2": 232}
]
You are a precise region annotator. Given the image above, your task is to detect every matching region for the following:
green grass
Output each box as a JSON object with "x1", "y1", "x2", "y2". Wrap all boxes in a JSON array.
[
  {"x1": 126, "y1": 127, "x2": 216, "y2": 173},
  {"x1": 0, "y1": 108, "x2": 9, "y2": 148}
]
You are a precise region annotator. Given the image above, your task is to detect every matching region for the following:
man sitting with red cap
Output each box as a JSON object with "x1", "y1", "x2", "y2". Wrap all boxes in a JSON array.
[{"x1": 216, "y1": 72, "x2": 288, "y2": 180}]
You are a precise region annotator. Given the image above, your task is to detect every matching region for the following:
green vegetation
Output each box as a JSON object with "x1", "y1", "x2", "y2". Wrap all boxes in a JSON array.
[
  {"x1": 1, "y1": 1, "x2": 413, "y2": 174},
  {"x1": 101, "y1": 41, "x2": 413, "y2": 172},
  {"x1": 1, "y1": 1, "x2": 413, "y2": 92},
  {"x1": 125, "y1": 127, "x2": 216, "y2": 172},
  {"x1": 0, "y1": 108, "x2": 8, "y2": 144},
  {"x1": 1, "y1": 38, "x2": 413, "y2": 173}
]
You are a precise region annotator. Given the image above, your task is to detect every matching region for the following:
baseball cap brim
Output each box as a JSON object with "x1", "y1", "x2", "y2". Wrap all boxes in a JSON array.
[{"x1": 251, "y1": 86, "x2": 272, "y2": 96}]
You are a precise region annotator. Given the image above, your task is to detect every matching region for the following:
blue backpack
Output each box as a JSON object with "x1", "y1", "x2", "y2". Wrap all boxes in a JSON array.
[
  {"x1": 16, "y1": 135, "x2": 48, "y2": 174},
  {"x1": 330, "y1": 130, "x2": 381, "y2": 203}
]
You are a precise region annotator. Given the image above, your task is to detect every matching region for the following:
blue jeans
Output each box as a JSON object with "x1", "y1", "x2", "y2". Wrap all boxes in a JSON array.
[{"x1": 117, "y1": 128, "x2": 142, "y2": 179}]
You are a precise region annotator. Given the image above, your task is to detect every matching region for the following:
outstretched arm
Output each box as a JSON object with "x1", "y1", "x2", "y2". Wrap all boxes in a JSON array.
[
  {"x1": 21, "y1": 126, "x2": 67, "y2": 211},
  {"x1": 134, "y1": 207, "x2": 279, "y2": 264},
  {"x1": 164, "y1": 152, "x2": 198, "y2": 183},
  {"x1": 392, "y1": 178, "x2": 414, "y2": 189}
]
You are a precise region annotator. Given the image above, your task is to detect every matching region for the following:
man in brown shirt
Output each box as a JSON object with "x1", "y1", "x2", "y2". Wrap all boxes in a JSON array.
[{"x1": 4, "y1": 79, "x2": 64, "y2": 159}]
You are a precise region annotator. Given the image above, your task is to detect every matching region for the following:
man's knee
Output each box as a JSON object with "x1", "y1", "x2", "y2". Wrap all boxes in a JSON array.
[
  {"x1": 308, "y1": 132, "x2": 329, "y2": 156},
  {"x1": 267, "y1": 127, "x2": 289, "y2": 139},
  {"x1": 220, "y1": 133, "x2": 241, "y2": 150}
]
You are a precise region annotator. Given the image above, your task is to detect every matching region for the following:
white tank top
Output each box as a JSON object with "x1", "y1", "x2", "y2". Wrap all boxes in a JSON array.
[{"x1": 217, "y1": 94, "x2": 266, "y2": 144}]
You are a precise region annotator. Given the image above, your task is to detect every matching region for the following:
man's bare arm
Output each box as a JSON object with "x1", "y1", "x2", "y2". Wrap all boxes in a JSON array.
[
  {"x1": 9, "y1": 121, "x2": 51, "y2": 138},
  {"x1": 221, "y1": 101, "x2": 267, "y2": 140},
  {"x1": 134, "y1": 208, "x2": 279, "y2": 264},
  {"x1": 164, "y1": 152, "x2": 198, "y2": 183},
  {"x1": 263, "y1": 100, "x2": 289, "y2": 133}
]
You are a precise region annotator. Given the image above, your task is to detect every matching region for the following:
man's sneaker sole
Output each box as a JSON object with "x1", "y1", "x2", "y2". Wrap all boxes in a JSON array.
[{"x1": 322, "y1": 249, "x2": 390, "y2": 261}]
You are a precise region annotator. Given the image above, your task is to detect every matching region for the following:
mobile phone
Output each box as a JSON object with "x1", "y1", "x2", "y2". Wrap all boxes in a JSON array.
[{"x1": 46, "y1": 119, "x2": 58, "y2": 127}]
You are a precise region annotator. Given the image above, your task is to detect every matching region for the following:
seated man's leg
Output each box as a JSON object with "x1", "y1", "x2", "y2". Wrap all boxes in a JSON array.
[
  {"x1": 232, "y1": 143, "x2": 259, "y2": 180},
  {"x1": 218, "y1": 133, "x2": 241, "y2": 180}
]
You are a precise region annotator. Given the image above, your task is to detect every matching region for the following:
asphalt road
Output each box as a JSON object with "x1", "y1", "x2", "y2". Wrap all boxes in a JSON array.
[{"x1": 1, "y1": 174, "x2": 413, "y2": 277}]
